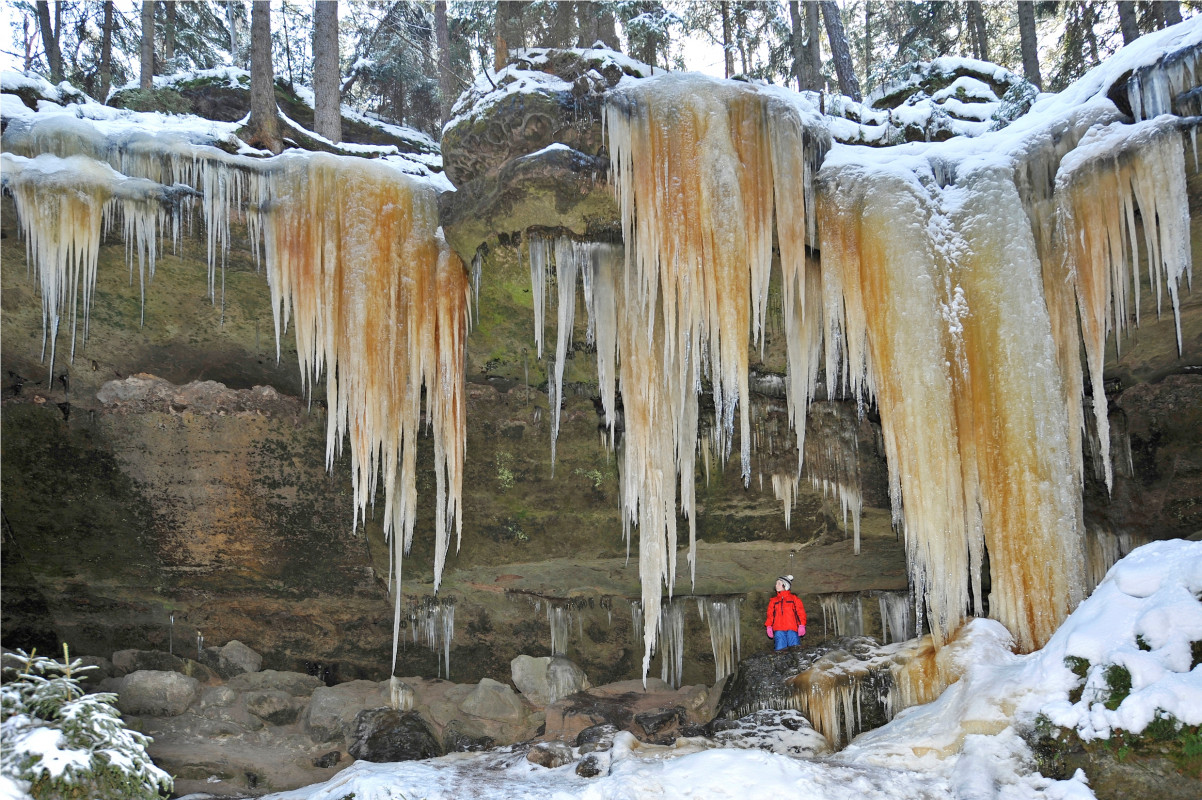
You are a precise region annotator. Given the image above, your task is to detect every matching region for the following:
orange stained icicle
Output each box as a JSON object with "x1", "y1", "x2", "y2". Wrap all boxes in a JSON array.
[
  {"x1": 260, "y1": 153, "x2": 469, "y2": 676},
  {"x1": 1057, "y1": 118, "x2": 1193, "y2": 494},
  {"x1": 605, "y1": 75, "x2": 827, "y2": 679}
]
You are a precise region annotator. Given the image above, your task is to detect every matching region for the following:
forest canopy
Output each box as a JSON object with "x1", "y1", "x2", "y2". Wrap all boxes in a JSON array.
[{"x1": 4, "y1": 1, "x2": 1194, "y2": 139}]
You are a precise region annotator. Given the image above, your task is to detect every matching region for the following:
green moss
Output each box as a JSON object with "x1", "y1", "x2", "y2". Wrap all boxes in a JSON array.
[
  {"x1": 110, "y1": 87, "x2": 192, "y2": 114},
  {"x1": 1103, "y1": 664, "x2": 1132, "y2": 710},
  {"x1": 1064, "y1": 655, "x2": 1090, "y2": 703}
]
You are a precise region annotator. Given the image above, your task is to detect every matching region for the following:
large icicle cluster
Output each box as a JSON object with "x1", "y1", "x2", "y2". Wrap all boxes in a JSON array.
[
  {"x1": 3, "y1": 113, "x2": 469, "y2": 684},
  {"x1": 595, "y1": 23, "x2": 1197, "y2": 665},
  {"x1": 603, "y1": 75, "x2": 829, "y2": 677},
  {"x1": 1056, "y1": 116, "x2": 1193, "y2": 492},
  {"x1": 1, "y1": 151, "x2": 180, "y2": 380},
  {"x1": 261, "y1": 153, "x2": 470, "y2": 678}
]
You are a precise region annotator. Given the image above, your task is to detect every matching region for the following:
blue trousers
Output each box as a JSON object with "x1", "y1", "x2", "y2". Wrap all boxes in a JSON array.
[{"x1": 774, "y1": 629, "x2": 799, "y2": 650}]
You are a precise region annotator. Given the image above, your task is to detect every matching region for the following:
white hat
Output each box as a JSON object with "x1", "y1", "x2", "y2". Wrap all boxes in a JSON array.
[{"x1": 777, "y1": 574, "x2": 794, "y2": 590}]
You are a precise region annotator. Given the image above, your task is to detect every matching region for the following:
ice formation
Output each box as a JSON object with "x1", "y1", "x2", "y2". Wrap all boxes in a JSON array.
[
  {"x1": 1, "y1": 151, "x2": 182, "y2": 379},
  {"x1": 409, "y1": 599, "x2": 456, "y2": 679},
  {"x1": 602, "y1": 75, "x2": 829, "y2": 677},
  {"x1": 877, "y1": 591, "x2": 915, "y2": 645},
  {"x1": 801, "y1": 402, "x2": 867, "y2": 552},
  {"x1": 696, "y1": 596, "x2": 742, "y2": 683},
  {"x1": 820, "y1": 594, "x2": 865, "y2": 638},
  {"x1": 595, "y1": 22, "x2": 1198, "y2": 662},
  {"x1": 658, "y1": 599, "x2": 686, "y2": 689},
  {"x1": 547, "y1": 602, "x2": 572, "y2": 656},
  {"x1": 1056, "y1": 115, "x2": 1193, "y2": 491},
  {"x1": 3, "y1": 111, "x2": 470, "y2": 685}
]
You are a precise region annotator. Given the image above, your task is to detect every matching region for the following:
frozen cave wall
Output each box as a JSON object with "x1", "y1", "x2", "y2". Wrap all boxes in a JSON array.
[{"x1": 2, "y1": 42, "x2": 1201, "y2": 690}]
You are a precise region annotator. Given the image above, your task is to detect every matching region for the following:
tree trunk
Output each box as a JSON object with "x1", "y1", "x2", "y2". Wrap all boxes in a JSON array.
[
  {"x1": 1017, "y1": 0, "x2": 1040, "y2": 88},
  {"x1": 1116, "y1": 2, "x2": 1139, "y2": 44},
  {"x1": 1161, "y1": 2, "x2": 1183, "y2": 26},
  {"x1": 248, "y1": 0, "x2": 282, "y2": 153},
  {"x1": 788, "y1": 1, "x2": 803, "y2": 90},
  {"x1": 494, "y1": 1, "x2": 527, "y2": 72},
  {"x1": 551, "y1": 1, "x2": 575, "y2": 48},
  {"x1": 435, "y1": 1, "x2": 455, "y2": 126},
  {"x1": 594, "y1": 6, "x2": 619, "y2": 49},
  {"x1": 227, "y1": 0, "x2": 242, "y2": 67},
  {"x1": 864, "y1": 0, "x2": 873, "y2": 91},
  {"x1": 805, "y1": 1, "x2": 821, "y2": 91},
  {"x1": 820, "y1": 1, "x2": 860, "y2": 101},
  {"x1": 967, "y1": 1, "x2": 988, "y2": 62},
  {"x1": 313, "y1": 0, "x2": 341, "y2": 143},
  {"x1": 36, "y1": 1, "x2": 62, "y2": 83},
  {"x1": 100, "y1": 1, "x2": 114, "y2": 101},
  {"x1": 721, "y1": 1, "x2": 734, "y2": 78},
  {"x1": 164, "y1": 1, "x2": 177, "y2": 65},
  {"x1": 140, "y1": 1, "x2": 155, "y2": 89}
]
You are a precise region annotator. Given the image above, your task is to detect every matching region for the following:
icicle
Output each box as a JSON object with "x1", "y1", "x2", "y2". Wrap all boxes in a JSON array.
[
  {"x1": 548, "y1": 602, "x2": 572, "y2": 656},
  {"x1": 1056, "y1": 117, "x2": 1192, "y2": 494},
  {"x1": 877, "y1": 591, "x2": 915, "y2": 644},
  {"x1": 549, "y1": 237, "x2": 579, "y2": 472},
  {"x1": 771, "y1": 474, "x2": 797, "y2": 529},
  {"x1": 2, "y1": 152, "x2": 176, "y2": 381},
  {"x1": 819, "y1": 593, "x2": 864, "y2": 638},
  {"x1": 698, "y1": 597, "x2": 742, "y2": 683},
  {"x1": 658, "y1": 599, "x2": 686, "y2": 689},
  {"x1": 409, "y1": 598, "x2": 456, "y2": 678},
  {"x1": 529, "y1": 233, "x2": 550, "y2": 359}
]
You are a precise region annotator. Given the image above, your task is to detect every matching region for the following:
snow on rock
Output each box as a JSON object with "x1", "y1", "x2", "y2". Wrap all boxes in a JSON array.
[{"x1": 1039, "y1": 539, "x2": 1202, "y2": 740}]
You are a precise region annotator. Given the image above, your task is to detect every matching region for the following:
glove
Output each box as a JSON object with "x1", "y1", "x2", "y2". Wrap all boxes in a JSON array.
[
  {"x1": 765, "y1": 626, "x2": 774, "y2": 638},
  {"x1": 798, "y1": 625, "x2": 806, "y2": 637}
]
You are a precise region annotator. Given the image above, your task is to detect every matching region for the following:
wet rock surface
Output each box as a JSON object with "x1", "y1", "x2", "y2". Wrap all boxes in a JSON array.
[
  {"x1": 348, "y1": 708, "x2": 442, "y2": 763},
  {"x1": 716, "y1": 636, "x2": 891, "y2": 719}
]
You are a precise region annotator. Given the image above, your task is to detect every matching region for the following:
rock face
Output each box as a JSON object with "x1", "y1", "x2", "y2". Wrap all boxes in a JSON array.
[
  {"x1": 348, "y1": 708, "x2": 442, "y2": 763},
  {"x1": 438, "y1": 47, "x2": 649, "y2": 260}
]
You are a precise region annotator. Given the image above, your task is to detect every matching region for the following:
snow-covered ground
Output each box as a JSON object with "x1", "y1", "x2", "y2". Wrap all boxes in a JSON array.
[{"x1": 223, "y1": 539, "x2": 1199, "y2": 800}]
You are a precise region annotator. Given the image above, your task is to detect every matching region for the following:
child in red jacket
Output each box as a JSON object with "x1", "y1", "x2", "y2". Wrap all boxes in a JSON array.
[{"x1": 765, "y1": 574, "x2": 807, "y2": 650}]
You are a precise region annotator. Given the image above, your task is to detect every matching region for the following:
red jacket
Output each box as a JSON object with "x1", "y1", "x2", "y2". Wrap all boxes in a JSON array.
[{"x1": 765, "y1": 590, "x2": 806, "y2": 630}]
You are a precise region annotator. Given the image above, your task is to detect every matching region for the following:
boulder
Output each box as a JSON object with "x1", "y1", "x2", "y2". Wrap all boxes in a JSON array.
[
  {"x1": 711, "y1": 634, "x2": 894, "y2": 720},
  {"x1": 526, "y1": 741, "x2": 574, "y2": 769},
  {"x1": 575, "y1": 722, "x2": 619, "y2": 751},
  {"x1": 709, "y1": 709, "x2": 831, "y2": 758},
  {"x1": 441, "y1": 47, "x2": 650, "y2": 187},
  {"x1": 460, "y1": 677, "x2": 527, "y2": 722},
  {"x1": 575, "y1": 751, "x2": 609, "y2": 777},
  {"x1": 204, "y1": 640, "x2": 262, "y2": 677},
  {"x1": 304, "y1": 680, "x2": 381, "y2": 744},
  {"x1": 228, "y1": 669, "x2": 322, "y2": 697},
  {"x1": 111, "y1": 649, "x2": 219, "y2": 683},
  {"x1": 348, "y1": 708, "x2": 441, "y2": 763},
  {"x1": 511, "y1": 655, "x2": 591, "y2": 707},
  {"x1": 543, "y1": 679, "x2": 711, "y2": 744},
  {"x1": 244, "y1": 689, "x2": 301, "y2": 726},
  {"x1": 117, "y1": 669, "x2": 200, "y2": 717}
]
